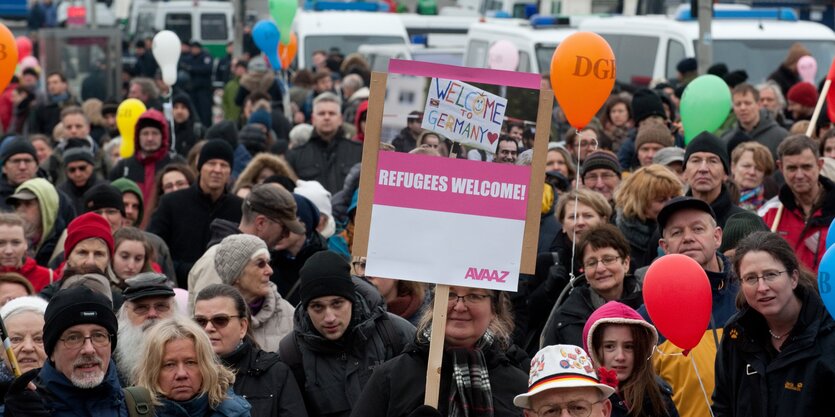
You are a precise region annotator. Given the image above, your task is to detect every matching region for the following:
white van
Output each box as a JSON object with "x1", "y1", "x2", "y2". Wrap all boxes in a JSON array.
[
  {"x1": 463, "y1": 17, "x2": 576, "y2": 74},
  {"x1": 578, "y1": 6, "x2": 835, "y2": 86},
  {"x1": 129, "y1": 1, "x2": 233, "y2": 58},
  {"x1": 397, "y1": 13, "x2": 479, "y2": 48},
  {"x1": 294, "y1": 10, "x2": 410, "y2": 69}
]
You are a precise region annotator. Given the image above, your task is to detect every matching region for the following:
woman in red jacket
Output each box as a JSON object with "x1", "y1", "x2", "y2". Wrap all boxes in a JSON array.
[{"x1": 0, "y1": 213, "x2": 54, "y2": 292}]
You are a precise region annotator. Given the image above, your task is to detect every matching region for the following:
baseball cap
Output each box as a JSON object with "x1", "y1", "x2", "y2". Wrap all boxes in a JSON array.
[
  {"x1": 245, "y1": 184, "x2": 306, "y2": 235},
  {"x1": 656, "y1": 196, "x2": 716, "y2": 232},
  {"x1": 652, "y1": 147, "x2": 685, "y2": 167},
  {"x1": 122, "y1": 272, "x2": 175, "y2": 301}
]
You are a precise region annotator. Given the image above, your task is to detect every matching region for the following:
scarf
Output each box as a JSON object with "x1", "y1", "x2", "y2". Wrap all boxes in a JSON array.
[
  {"x1": 447, "y1": 331, "x2": 495, "y2": 417},
  {"x1": 387, "y1": 292, "x2": 422, "y2": 321},
  {"x1": 166, "y1": 392, "x2": 211, "y2": 417},
  {"x1": 615, "y1": 209, "x2": 654, "y2": 250},
  {"x1": 739, "y1": 185, "x2": 766, "y2": 211},
  {"x1": 50, "y1": 92, "x2": 69, "y2": 104}
]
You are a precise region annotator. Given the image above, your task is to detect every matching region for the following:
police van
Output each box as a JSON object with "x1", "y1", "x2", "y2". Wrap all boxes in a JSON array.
[
  {"x1": 463, "y1": 16, "x2": 577, "y2": 74},
  {"x1": 129, "y1": 1, "x2": 233, "y2": 58},
  {"x1": 578, "y1": 6, "x2": 835, "y2": 86}
]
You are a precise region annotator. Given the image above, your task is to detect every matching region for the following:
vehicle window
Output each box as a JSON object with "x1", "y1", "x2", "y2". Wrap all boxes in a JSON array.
[
  {"x1": 613, "y1": 35, "x2": 658, "y2": 85},
  {"x1": 518, "y1": 50, "x2": 530, "y2": 72},
  {"x1": 666, "y1": 39, "x2": 686, "y2": 80},
  {"x1": 201, "y1": 13, "x2": 228, "y2": 41},
  {"x1": 165, "y1": 13, "x2": 192, "y2": 44},
  {"x1": 466, "y1": 39, "x2": 489, "y2": 67},
  {"x1": 706, "y1": 39, "x2": 835, "y2": 85},
  {"x1": 136, "y1": 12, "x2": 155, "y2": 36},
  {"x1": 535, "y1": 44, "x2": 558, "y2": 75},
  {"x1": 304, "y1": 35, "x2": 405, "y2": 68}
]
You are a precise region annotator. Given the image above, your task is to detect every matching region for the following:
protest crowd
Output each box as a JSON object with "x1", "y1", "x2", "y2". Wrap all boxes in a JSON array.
[{"x1": 0, "y1": 13, "x2": 833, "y2": 417}]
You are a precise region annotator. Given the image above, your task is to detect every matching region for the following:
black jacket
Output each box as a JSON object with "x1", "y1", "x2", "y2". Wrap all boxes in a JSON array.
[
  {"x1": 541, "y1": 275, "x2": 644, "y2": 347},
  {"x1": 286, "y1": 129, "x2": 363, "y2": 194},
  {"x1": 58, "y1": 175, "x2": 103, "y2": 215},
  {"x1": 610, "y1": 377, "x2": 679, "y2": 417},
  {"x1": 221, "y1": 339, "x2": 308, "y2": 417},
  {"x1": 350, "y1": 341, "x2": 528, "y2": 417},
  {"x1": 29, "y1": 95, "x2": 80, "y2": 135},
  {"x1": 271, "y1": 231, "x2": 328, "y2": 305},
  {"x1": 712, "y1": 287, "x2": 835, "y2": 417},
  {"x1": 391, "y1": 127, "x2": 417, "y2": 153},
  {"x1": 148, "y1": 182, "x2": 243, "y2": 286}
]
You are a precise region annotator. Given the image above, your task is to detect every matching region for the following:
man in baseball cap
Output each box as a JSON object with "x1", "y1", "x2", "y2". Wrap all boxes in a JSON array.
[{"x1": 514, "y1": 344, "x2": 615, "y2": 417}]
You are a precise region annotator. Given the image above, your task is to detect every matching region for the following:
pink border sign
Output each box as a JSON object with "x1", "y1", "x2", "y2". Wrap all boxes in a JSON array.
[{"x1": 387, "y1": 59, "x2": 542, "y2": 90}]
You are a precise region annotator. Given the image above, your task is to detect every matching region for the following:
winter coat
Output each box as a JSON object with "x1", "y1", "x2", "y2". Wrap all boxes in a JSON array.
[
  {"x1": 638, "y1": 252, "x2": 739, "y2": 417},
  {"x1": 271, "y1": 232, "x2": 329, "y2": 305},
  {"x1": 350, "y1": 341, "x2": 528, "y2": 417},
  {"x1": 223, "y1": 77, "x2": 243, "y2": 123},
  {"x1": 0, "y1": 257, "x2": 54, "y2": 292},
  {"x1": 250, "y1": 282, "x2": 295, "y2": 352},
  {"x1": 156, "y1": 391, "x2": 250, "y2": 417},
  {"x1": 615, "y1": 209, "x2": 656, "y2": 270},
  {"x1": 285, "y1": 128, "x2": 362, "y2": 194},
  {"x1": 541, "y1": 275, "x2": 644, "y2": 347},
  {"x1": 221, "y1": 339, "x2": 308, "y2": 417},
  {"x1": 767, "y1": 64, "x2": 799, "y2": 97},
  {"x1": 58, "y1": 174, "x2": 104, "y2": 215},
  {"x1": 608, "y1": 378, "x2": 679, "y2": 417},
  {"x1": 32, "y1": 359, "x2": 127, "y2": 417},
  {"x1": 109, "y1": 109, "x2": 185, "y2": 203},
  {"x1": 391, "y1": 127, "x2": 417, "y2": 153},
  {"x1": 712, "y1": 287, "x2": 835, "y2": 417},
  {"x1": 29, "y1": 94, "x2": 79, "y2": 135},
  {"x1": 16, "y1": 178, "x2": 66, "y2": 267},
  {"x1": 148, "y1": 182, "x2": 243, "y2": 287},
  {"x1": 235, "y1": 71, "x2": 283, "y2": 108},
  {"x1": 279, "y1": 286, "x2": 415, "y2": 417},
  {"x1": 187, "y1": 218, "x2": 242, "y2": 308},
  {"x1": 720, "y1": 109, "x2": 789, "y2": 160},
  {"x1": 758, "y1": 176, "x2": 835, "y2": 272}
]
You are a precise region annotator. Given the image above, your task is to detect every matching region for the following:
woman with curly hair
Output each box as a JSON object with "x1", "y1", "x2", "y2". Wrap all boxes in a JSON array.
[{"x1": 233, "y1": 153, "x2": 298, "y2": 197}]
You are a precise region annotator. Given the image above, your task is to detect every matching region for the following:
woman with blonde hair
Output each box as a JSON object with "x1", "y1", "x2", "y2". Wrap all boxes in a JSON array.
[
  {"x1": 614, "y1": 164, "x2": 683, "y2": 269},
  {"x1": 233, "y1": 153, "x2": 298, "y2": 197},
  {"x1": 549, "y1": 188, "x2": 612, "y2": 277},
  {"x1": 134, "y1": 316, "x2": 252, "y2": 416},
  {"x1": 730, "y1": 141, "x2": 778, "y2": 211}
]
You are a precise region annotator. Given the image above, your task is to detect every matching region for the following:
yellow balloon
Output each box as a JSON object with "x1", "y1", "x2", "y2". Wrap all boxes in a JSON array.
[{"x1": 117, "y1": 99, "x2": 147, "y2": 158}]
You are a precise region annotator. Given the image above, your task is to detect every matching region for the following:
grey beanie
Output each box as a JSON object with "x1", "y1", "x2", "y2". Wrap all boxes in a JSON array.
[{"x1": 214, "y1": 234, "x2": 268, "y2": 284}]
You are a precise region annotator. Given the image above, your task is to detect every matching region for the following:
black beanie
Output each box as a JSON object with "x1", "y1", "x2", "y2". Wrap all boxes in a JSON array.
[
  {"x1": 676, "y1": 57, "x2": 697, "y2": 74},
  {"x1": 63, "y1": 147, "x2": 95, "y2": 166},
  {"x1": 83, "y1": 183, "x2": 126, "y2": 216},
  {"x1": 198, "y1": 139, "x2": 235, "y2": 171},
  {"x1": 684, "y1": 131, "x2": 730, "y2": 175},
  {"x1": 239, "y1": 125, "x2": 267, "y2": 155},
  {"x1": 1, "y1": 139, "x2": 37, "y2": 165},
  {"x1": 43, "y1": 286, "x2": 118, "y2": 357},
  {"x1": 707, "y1": 63, "x2": 729, "y2": 78},
  {"x1": 631, "y1": 89, "x2": 666, "y2": 124},
  {"x1": 205, "y1": 120, "x2": 239, "y2": 148},
  {"x1": 299, "y1": 251, "x2": 355, "y2": 307}
]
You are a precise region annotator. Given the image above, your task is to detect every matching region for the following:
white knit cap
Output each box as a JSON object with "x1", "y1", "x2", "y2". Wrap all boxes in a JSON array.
[
  {"x1": 294, "y1": 180, "x2": 335, "y2": 238},
  {"x1": 214, "y1": 234, "x2": 269, "y2": 285},
  {"x1": 0, "y1": 296, "x2": 48, "y2": 320}
]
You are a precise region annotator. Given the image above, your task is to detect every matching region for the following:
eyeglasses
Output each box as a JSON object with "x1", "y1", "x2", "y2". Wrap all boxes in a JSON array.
[
  {"x1": 130, "y1": 302, "x2": 172, "y2": 316},
  {"x1": 533, "y1": 399, "x2": 604, "y2": 417},
  {"x1": 6, "y1": 157, "x2": 35, "y2": 166},
  {"x1": 67, "y1": 165, "x2": 90, "y2": 173},
  {"x1": 59, "y1": 331, "x2": 111, "y2": 349},
  {"x1": 583, "y1": 255, "x2": 621, "y2": 269},
  {"x1": 352, "y1": 260, "x2": 366, "y2": 271},
  {"x1": 741, "y1": 270, "x2": 787, "y2": 287},
  {"x1": 193, "y1": 314, "x2": 242, "y2": 329},
  {"x1": 583, "y1": 172, "x2": 617, "y2": 183},
  {"x1": 448, "y1": 293, "x2": 492, "y2": 305}
]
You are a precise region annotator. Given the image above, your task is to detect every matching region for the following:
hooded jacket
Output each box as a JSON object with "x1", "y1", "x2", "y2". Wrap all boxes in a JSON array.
[
  {"x1": 0, "y1": 256, "x2": 54, "y2": 292},
  {"x1": 111, "y1": 177, "x2": 144, "y2": 227},
  {"x1": 172, "y1": 93, "x2": 205, "y2": 157},
  {"x1": 720, "y1": 109, "x2": 788, "y2": 160},
  {"x1": 19, "y1": 178, "x2": 65, "y2": 267},
  {"x1": 280, "y1": 286, "x2": 415, "y2": 417},
  {"x1": 108, "y1": 109, "x2": 185, "y2": 203},
  {"x1": 352, "y1": 100, "x2": 368, "y2": 142},
  {"x1": 713, "y1": 287, "x2": 835, "y2": 417}
]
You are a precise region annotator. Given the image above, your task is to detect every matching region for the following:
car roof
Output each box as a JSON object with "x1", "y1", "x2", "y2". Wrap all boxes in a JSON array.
[{"x1": 467, "y1": 20, "x2": 576, "y2": 45}]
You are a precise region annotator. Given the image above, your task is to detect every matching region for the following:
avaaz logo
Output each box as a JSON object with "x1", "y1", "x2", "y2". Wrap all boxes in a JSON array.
[{"x1": 464, "y1": 267, "x2": 509, "y2": 283}]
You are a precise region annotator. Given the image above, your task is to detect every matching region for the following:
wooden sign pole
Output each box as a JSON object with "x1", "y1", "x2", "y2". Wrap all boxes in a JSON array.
[{"x1": 423, "y1": 284, "x2": 450, "y2": 407}]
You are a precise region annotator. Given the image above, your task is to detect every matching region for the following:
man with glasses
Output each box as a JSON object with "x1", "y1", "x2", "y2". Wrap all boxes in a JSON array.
[
  {"x1": 580, "y1": 151, "x2": 621, "y2": 208},
  {"x1": 638, "y1": 196, "x2": 739, "y2": 417},
  {"x1": 4, "y1": 286, "x2": 127, "y2": 416},
  {"x1": 58, "y1": 147, "x2": 102, "y2": 214},
  {"x1": 0, "y1": 139, "x2": 42, "y2": 211},
  {"x1": 279, "y1": 251, "x2": 414, "y2": 417},
  {"x1": 187, "y1": 183, "x2": 305, "y2": 309},
  {"x1": 114, "y1": 273, "x2": 178, "y2": 383},
  {"x1": 514, "y1": 344, "x2": 614, "y2": 417}
]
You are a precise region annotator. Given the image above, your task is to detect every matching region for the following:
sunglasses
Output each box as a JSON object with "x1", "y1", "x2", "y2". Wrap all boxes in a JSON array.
[
  {"x1": 193, "y1": 314, "x2": 241, "y2": 329},
  {"x1": 67, "y1": 165, "x2": 90, "y2": 173}
]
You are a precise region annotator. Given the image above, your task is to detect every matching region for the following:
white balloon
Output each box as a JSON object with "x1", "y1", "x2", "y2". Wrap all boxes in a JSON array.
[{"x1": 152, "y1": 30, "x2": 182, "y2": 87}]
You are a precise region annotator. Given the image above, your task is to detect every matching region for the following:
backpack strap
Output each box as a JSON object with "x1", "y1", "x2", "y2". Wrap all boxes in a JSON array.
[
  {"x1": 278, "y1": 334, "x2": 306, "y2": 389},
  {"x1": 377, "y1": 313, "x2": 405, "y2": 355},
  {"x1": 123, "y1": 386, "x2": 155, "y2": 417}
]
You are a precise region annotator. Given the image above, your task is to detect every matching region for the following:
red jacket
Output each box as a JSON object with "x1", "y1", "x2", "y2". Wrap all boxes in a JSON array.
[
  {"x1": 758, "y1": 176, "x2": 835, "y2": 272},
  {"x1": 0, "y1": 256, "x2": 55, "y2": 292}
]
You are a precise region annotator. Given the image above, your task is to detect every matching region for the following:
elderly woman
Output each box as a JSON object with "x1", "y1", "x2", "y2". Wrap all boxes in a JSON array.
[
  {"x1": 135, "y1": 316, "x2": 251, "y2": 416},
  {"x1": 194, "y1": 284, "x2": 307, "y2": 417},
  {"x1": 350, "y1": 287, "x2": 527, "y2": 417},
  {"x1": 0, "y1": 296, "x2": 48, "y2": 383},
  {"x1": 614, "y1": 164, "x2": 683, "y2": 269},
  {"x1": 213, "y1": 234, "x2": 294, "y2": 352},
  {"x1": 541, "y1": 224, "x2": 643, "y2": 347},
  {"x1": 712, "y1": 231, "x2": 835, "y2": 416},
  {"x1": 730, "y1": 142, "x2": 778, "y2": 211}
]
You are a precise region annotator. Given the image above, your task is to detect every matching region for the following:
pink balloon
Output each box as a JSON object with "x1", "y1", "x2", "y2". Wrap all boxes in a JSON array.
[
  {"x1": 798, "y1": 55, "x2": 817, "y2": 84},
  {"x1": 19, "y1": 56, "x2": 39, "y2": 71},
  {"x1": 487, "y1": 40, "x2": 519, "y2": 71},
  {"x1": 15, "y1": 36, "x2": 32, "y2": 62}
]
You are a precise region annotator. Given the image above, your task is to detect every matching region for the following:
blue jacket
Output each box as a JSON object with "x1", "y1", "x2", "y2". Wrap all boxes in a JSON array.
[
  {"x1": 35, "y1": 359, "x2": 127, "y2": 417},
  {"x1": 156, "y1": 390, "x2": 251, "y2": 417}
]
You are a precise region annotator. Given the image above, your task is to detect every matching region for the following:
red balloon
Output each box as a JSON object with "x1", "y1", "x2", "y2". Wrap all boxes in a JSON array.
[
  {"x1": 643, "y1": 254, "x2": 712, "y2": 355},
  {"x1": 15, "y1": 36, "x2": 32, "y2": 62}
]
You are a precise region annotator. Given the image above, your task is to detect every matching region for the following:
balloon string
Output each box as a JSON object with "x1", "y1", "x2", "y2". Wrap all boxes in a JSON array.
[
  {"x1": 568, "y1": 128, "x2": 598, "y2": 280},
  {"x1": 690, "y1": 354, "x2": 716, "y2": 417}
]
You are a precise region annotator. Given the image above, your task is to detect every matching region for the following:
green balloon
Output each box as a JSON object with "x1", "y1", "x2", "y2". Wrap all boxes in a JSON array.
[
  {"x1": 270, "y1": 0, "x2": 297, "y2": 45},
  {"x1": 680, "y1": 74, "x2": 732, "y2": 144}
]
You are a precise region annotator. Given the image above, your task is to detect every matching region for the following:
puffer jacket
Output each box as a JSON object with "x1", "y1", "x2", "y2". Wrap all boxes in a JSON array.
[
  {"x1": 279, "y1": 285, "x2": 415, "y2": 417},
  {"x1": 712, "y1": 287, "x2": 835, "y2": 417},
  {"x1": 349, "y1": 340, "x2": 528, "y2": 417}
]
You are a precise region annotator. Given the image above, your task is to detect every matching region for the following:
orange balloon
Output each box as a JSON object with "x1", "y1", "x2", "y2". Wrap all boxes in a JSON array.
[
  {"x1": 278, "y1": 33, "x2": 298, "y2": 69},
  {"x1": 550, "y1": 32, "x2": 616, "y2": 130},
  {"x1": 0, "y1": 24, "x2": 19, "y2": 93}
]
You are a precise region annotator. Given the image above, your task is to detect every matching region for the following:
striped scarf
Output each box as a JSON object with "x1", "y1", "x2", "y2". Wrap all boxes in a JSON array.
[{"x1": 447, "y1": 331, "x2": 495, "y2": 417}]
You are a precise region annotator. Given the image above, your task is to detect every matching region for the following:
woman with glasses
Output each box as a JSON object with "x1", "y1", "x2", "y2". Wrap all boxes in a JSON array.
[
  {"x1": 134, "y1": 316, "x2": 252, "y2": 417},
  {"x1": 351, "y1": 287, "x2": 527, "y2": 417},
  {"x1": 582, "y1": 301, "x2": 679, "y2": 417},
  {"x1": 541, "y1": 224, "x2": 643, "y2": 348},
  {"x1": 713, "y1": 231, "x2": 835, "y2": 416},
  {"x1": 213, "y1": 234, "x2": 294, "y2": 352},
  {"x1": 194, "y1": 284, "x2": 307, "y2": 417}
]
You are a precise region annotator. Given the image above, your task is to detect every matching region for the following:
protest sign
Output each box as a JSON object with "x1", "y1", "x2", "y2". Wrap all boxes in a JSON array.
[{"x1": 421, "y1": 78, "x2": 508, "y2": 153}]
